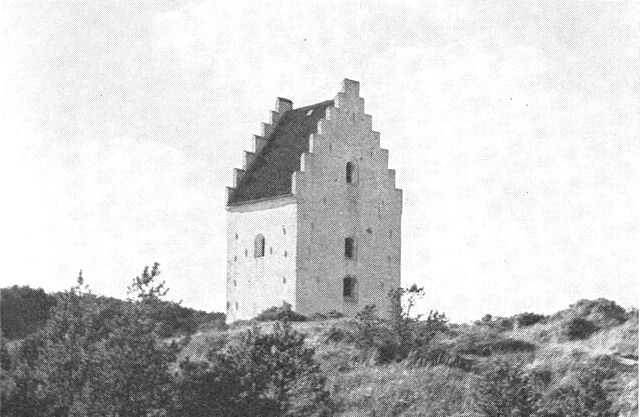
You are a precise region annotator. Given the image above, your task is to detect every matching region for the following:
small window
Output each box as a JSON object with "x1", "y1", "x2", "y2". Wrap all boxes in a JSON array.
[
  {"x1": 282, "y1": 226, "x2": 286, "y2": 235},
  {"x1": 234, "y1": 255, "x2": 237, "y2": 262},
  {"x1": 283, "y1": 276, "x2": 286, "y2": 284},
  {"x1": 343, "y1": 276, "x2": 356, "y2": 299},
  {"x1": 245, "y1": 249, "x2": 248, "y2": 257},
  {"x1": 345, "y1": 237, "x2": 355, "y2": 259},
  {"x1": 254, "y1": 234, "x2": 265, "y2": 258},
  {"x1": 233, "y1": 280, "x2": 237, "y2": 286},
  {"x1": 235, "y1": 302, "x2": 239, "y2": 310},
  {"x1": 346, "y1": 161, "x2": 355, "y2": 183},
  {"x1": 235, "y1": 233, "x2": 238, "y2": 240},
  {"x1": 306, "y1": 109, "x2": 313, "y2": 116},
  {"x1": 226, "y1": 301, "x2": 231, "y2": 310},
  {"x1": 270, "y1": 247, "x2": 273, "y2": 255},
  {"x1": 284, "y1": 250, "x2": 288, "y2": 257}
]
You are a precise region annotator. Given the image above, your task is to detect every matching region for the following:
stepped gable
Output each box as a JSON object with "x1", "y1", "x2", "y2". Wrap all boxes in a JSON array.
[{"x1": 228, "y1": 99, "x2": 334, "y2": 205}]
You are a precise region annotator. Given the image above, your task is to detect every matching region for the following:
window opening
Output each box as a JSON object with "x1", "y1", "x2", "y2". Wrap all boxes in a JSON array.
[
  {"x1": 343, "y1": 276, "x2": 356, "y2": 299},
  {"x1": 346, "y1": 161, "x2": 355, "y2": 183},
  {"x1": 254, "y1": 234, "x2": 265, "y2": 258},
  {"x1": 345, "y1": 237, "x2": 355, "y2": 259}
]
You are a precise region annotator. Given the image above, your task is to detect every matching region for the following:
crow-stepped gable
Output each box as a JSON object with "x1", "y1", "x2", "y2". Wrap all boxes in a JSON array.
[{"x1": 226, "y1": 79, "x2": 402, "y2": 322}]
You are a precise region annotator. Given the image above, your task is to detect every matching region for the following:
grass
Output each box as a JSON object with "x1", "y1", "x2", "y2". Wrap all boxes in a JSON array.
[{"x1": 176, "y1": 299, "x2": 638, "y2": 416}]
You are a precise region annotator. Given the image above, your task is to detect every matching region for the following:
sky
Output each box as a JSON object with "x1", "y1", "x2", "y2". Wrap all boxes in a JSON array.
[{"x1": 1, "y1": 1, "x2": 638, "y2": 322}]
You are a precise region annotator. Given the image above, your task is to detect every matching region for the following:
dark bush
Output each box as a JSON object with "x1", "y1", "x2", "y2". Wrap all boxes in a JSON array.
[
  {"x1": 473, "y1": 359, "x2": 540, "y2": 417},
  {"x1": 172, "y1": 321, "x2": 329, "y2": 417},
  {"x1": 453, "y1": 327, "x2": 534, "y2": 356},
  {"x1": 0, "y1": 286, "x2": 56, "y2": 340},
  {"x1": 563, "y1": 317, "x2": 598, "y2": 340},
  {"x1": 255, "y1": 302, "x2": 308, "y2": 322},
  {"x1": 327, "y1": 310, "x2": 345, "y2": 319},
  {"x1": 515, "y1": 312, "x2": 546, "y2": 327},
  {"x1": 321, "y1": 324, "x2": 357, "y2": 344},
  {"x1": 536, "y1": 360, "x2": 617, "y2": 417},
  {"x1": 566, "y1": 299, "x2": 628, "y2": 326}
]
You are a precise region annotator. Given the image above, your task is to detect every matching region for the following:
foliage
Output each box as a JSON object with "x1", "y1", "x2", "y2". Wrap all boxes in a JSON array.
[
  {"x1": 563, "y1": 317, "x2": 598, "y2": 340},
  {"x1": 352, "y1": 285, "x2": 448, "y2": 364},
  {"x1": 255, "y1": 302, "x2": 308, "y2": 322},
  {"x1": 473, "y1": 359, "x2": 541, "y2": 417},
  {"x1": 0, "y1": 286, "x2": 56, "y2": 340},
  {"x1": 309, "y1": 310, "x2": 345, "y2": 321},
  {"x1": 515, "y1": 312, "x2": 547, "y2": 327},
  {"x1": 2, "y1": 265, "x2": 179, "y2": 417},
  {"x1": 536, "y1": 359, "x2": 617, "y2": 417},
  {"x1": 172, "y1": 320, "x2": 329, "y2": 417},
  {"x1": 451, "y1": 326, "x2": 535, "y2": 357}
]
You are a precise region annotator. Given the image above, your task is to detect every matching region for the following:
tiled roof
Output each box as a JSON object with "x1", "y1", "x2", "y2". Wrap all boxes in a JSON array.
[{"x1": 228, "y1": 100, "x2": 334, "y2": 205}]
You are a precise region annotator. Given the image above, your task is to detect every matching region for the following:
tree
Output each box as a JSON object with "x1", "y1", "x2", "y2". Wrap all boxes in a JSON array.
[{"x1": 2, "y1": 265, "x2": 178, "y2": 417}]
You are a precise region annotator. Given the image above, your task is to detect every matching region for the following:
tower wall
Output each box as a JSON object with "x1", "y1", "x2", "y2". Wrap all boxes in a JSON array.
[
  {"x1": 226, "y1": 195, "x2": 298, "y2": 322},
  {"x1": 293, "y1": 80, "x2": 402, "y2": 316}
]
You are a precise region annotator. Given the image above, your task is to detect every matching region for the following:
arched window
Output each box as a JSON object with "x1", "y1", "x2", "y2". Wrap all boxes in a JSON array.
[
  {"x1": 345, "y1": 237, "x2": 355, "y2": 259},
  {"x1": 343, "y1": 276, "x2": 356, "y2": 299},
  {"x1": 346, "y1": 161, "x2": 356, "y2": 184},
  {"x1": 254, "y1": 234, "x2": 265, "y2": 258}
]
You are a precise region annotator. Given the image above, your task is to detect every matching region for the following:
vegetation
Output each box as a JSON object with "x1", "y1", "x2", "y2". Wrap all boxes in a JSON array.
[
  {"x1": 1, "y1": 273, "x2": 637, "y2": 417},
  {"x1": 255, "y1": 302, "x2": 309, "y2": 322}
]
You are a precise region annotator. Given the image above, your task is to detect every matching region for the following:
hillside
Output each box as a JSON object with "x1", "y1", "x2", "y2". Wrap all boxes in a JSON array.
[{"x1": 178, "y1": 298, "x2": 638, "y2": 417}]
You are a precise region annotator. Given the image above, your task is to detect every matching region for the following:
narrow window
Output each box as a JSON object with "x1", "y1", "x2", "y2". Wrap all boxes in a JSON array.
[
  {"x1": 233, "y1": 279, "x2": 237, "y2": 286},
  {"x1": 282, "y1": 226, "x2": 286, "y2": 235},
  {"x1": 270, "y1": 247, "x2": 273, "y2": 255},
  {"x1": 284, "y1": 250, "x2": 288, "y2": 257},
  {"x1": 226, "y1": 301, "x2": 231, "y2": 310},
  {"x1": 345, "y1": 237, "x2": 355, "y2": 259},
  {"x1": 234, "y1": 255, "x2": 237, "y2": 262},
  {"x1": 343, "y1": 276, "x2": 356, "y2": 299},
  {"x1": 235, "y1": 233, "x2": 238, "y2": 240},
  {"x1": 346, "y1": 161, "x2": 355, "y2": 183},
  {"x1": 245, "y1": 249, "x2": 248, "y2": 257},
  {"x1": 254, "y1": 234, "x2": 265, "y2": 258},
  {"x1": 235, "y1": 302, "x2": 239, "y2": 310},
  {"x1": 282, "y1": 277, "x2": 286, "y2": 284}
]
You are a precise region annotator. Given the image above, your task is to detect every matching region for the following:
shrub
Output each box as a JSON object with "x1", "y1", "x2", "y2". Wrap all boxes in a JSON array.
[
  {"x1": 172, "y1": 321, "x2": 329, "y2": 417},
  {"x1": 536, "y1": 360, "x2": 617, "y2": 417},
  {"x1": 473, "y1": 359, "x2": 540, "y2": 417},
  {"x1": 565, "y1": 299, "x2": 628, "y2": 326},
  {"x1": 0, "y1": 286, "x2": 56, "y2": 340},
  {"x1": 452, "y1": 326, "x2": 534, "y2": 357},
  {"x1": 563, "y1": 317, "x2": 598, "y2": 340},
  {"x1": 321, "y1": 324, "x2": 357, "y2": 344},
  {"x1": 515, "y1": 312, "x2": 546, "y2": 327},
  {"x1": 255, "y1": 302, "x2": 308, "y2": 322},
  {"x1": 326, "y1": 310, "x2": 345, "y2": 319},
  {"x1": 309, "y1": 312, "x2": 328, "y2": 321}
]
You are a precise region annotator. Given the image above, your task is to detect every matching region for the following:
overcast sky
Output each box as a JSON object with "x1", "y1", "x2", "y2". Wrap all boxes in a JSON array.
[{"x1": 1, "y1": 1, "x2": 638, "y2": 321}]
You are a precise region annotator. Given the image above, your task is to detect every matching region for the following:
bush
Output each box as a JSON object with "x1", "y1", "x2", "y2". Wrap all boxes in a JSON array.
[
  {"x1": 565, "y1": 299, "x2": 628, "y2": 326},
  {"x1": 473, "y1": 359, "x2": 540, "y2": 417},
  {"x1": 515, "y1": 312, "x2": 546, "y2": 327},
  {"x1": 452, "y1": 327, "x2": 535, "y2": 357},
  {"x1": 255, "y1": 302, "x2": 308, "y2": 322},
  {"x1": 172, "y1": 321, "x2": 329, "y2": 417},
  {"x1": 536, "y1": 360, "x2": 617, "y2": 417},
  {"x1": 0, "y1": 286, "x2": 56, "y2": 340},
  {"x1": 563, "y1": 317, "x2": 598, "y2": 340},
  {"x1": 321, "y1": 324, "x2": 357, "y2": 344},
  {"x1": 326, "y1": 310, "x2": 345, "y2": 319}
]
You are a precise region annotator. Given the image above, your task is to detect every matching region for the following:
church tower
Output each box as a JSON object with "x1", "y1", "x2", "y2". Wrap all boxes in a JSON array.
[{"x1": 226, "y1": 79, "x2": 402, "y2": 322}]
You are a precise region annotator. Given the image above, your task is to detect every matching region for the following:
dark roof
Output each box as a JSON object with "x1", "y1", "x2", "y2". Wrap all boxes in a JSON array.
[{"x1": 228, "y1": 100, "x2": 334, "y2": 205}]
